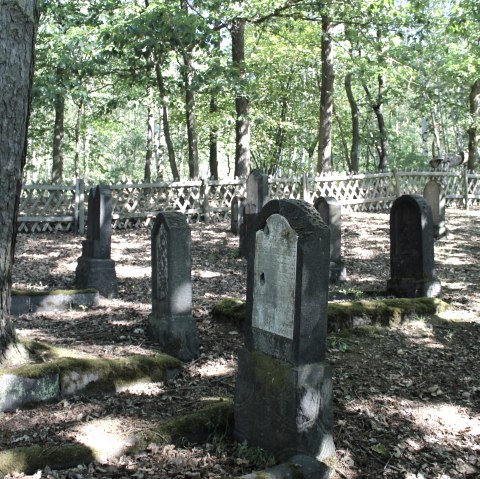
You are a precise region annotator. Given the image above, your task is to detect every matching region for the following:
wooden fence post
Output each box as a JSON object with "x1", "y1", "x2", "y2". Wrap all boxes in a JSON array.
[
  {"x1": 201, "y1": 178, "x2": 210, "y2": 223},
  {"x1": 75, "y1": 178, "x2": 85, "y2": 234},
  {"x1": 464, "y1": 168, "x2": 469, "y2": 210},
  {"x1": 392, "y1": 169, "x2": 401, "y2": 197},
  {"x1": 301, "y1": 173, "x2": 310, "y2": 203}
]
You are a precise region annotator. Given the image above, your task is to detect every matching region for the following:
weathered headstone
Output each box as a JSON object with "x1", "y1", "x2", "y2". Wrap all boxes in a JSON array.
[
  {"x1": 235, "y1": 199, "x2": 335, "y2": 464},
  {"x1": 239, "y1": 170, "x2": 269, "y2": 258},
  {"x1": 148, "y1": 211, "x2": 199, "y2": 362},
  {"x1": 423, "y1": 180, "x2": 447, "y2": 239},
  {"x1": 230, "y1": 196, "x2": 245, "y2": 236},
  {"x1": 387, "y1": 194, "x2": 441, "y2": 298},
  {"x1": 75, "y1": 185, "x2": 117, "y2": 298},
  {"x1": 314, "y1": 196, "x2": 347, "y2": 283}
]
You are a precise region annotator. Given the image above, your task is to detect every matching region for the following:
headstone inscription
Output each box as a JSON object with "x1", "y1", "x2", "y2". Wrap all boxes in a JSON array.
[
  {"x1": 75, "y1": 185, "x2": 117, "y2": 298},
  {"x1": 314, "y1": 196, "x2": 347, "y2": 283},
  {"x1": 234, "y1": 199, "x2": 335, "y2": 463},
  {"x1": 423, "y1": 180, "x2": 446, "y2": 239},
  {"x1": 387, "y1": 194, "x2": 441, "y2": 298},
  {"x1": 239, "y1": 170, "x2": 269, "y2": 258},
  {"x1": 148, "y1": 211, "x2": 199, "y2": 362},
  {"x1": 230, "y1": 196, "x2": 245, "y2": 236}
]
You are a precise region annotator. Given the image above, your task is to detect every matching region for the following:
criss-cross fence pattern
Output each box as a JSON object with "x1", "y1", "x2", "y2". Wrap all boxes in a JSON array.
[{"x1": 17, "y1": 169, "x2": 480, "y2": 233}]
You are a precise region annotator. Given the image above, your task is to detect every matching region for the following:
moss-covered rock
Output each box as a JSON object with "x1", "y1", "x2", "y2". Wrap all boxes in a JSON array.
[
  {"x1": 211, "y1": 297, "x2": 449, "y2": 333},
  {"x1": 0, "y1": 401, "x2": 233, "y2": 475},
  {"x1": 12, "y1": 288, "x2": 98, "y2": 296},
  {"x1": 0, "y1": 352, "x2": 182, "y2": 411}
]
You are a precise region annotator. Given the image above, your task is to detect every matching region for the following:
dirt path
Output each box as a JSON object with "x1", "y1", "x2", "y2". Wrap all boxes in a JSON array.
[{"x1": 4, "y1": 209, "x2": 480, "y2": 478}]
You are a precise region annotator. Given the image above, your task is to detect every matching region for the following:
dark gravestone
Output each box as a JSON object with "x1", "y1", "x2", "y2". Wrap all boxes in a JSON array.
[
  {"x1": 148, "y1": 212, "x2": 199, "y2": 362},
  {"x1": 387, "y1": 195, "x2": 441, "y2": 298},
  {"x1": 230, "y1": 196, "x2": 245, "y2": 236},
  {"x1": 423, "y1": 180, "x2": 446, "y2": 239},
  {"x1": 75, "y1": 186, "x2": 117, "y2": 298},
  {"x1": 239, "y1": 170, "x2": 269, "y2": 258},
  {"x1": 235, "y1": 199, "x2": 335, "y2": 464},
  {"x1": 314, "y1": 196, "x2": 347, "y2": 283}
]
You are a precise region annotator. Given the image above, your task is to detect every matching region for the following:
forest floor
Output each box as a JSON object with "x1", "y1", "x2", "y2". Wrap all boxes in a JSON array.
[{"x1": 3, "y1": 208, "x2": 480, "y2": 479}]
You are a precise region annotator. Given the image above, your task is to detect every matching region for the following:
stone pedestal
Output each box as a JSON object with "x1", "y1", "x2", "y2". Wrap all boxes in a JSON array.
[
  {"x1": 387, "y1": 194, "x2": 441, "y2": 298},
  {"x1": 148, "y1": 212, "x2": 199, "y2": 362},
  {"x1": 235, "y1": 350, "x2": 335, "y2": 462},
  {"x1": 75, "y1": 257, "x2": 117, "y2": 299},
  {"x1": 235, "y1": 199, "x2": 334, "y2": 465}
]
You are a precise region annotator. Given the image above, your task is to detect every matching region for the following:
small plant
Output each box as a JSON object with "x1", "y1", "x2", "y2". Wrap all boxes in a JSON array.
[
  {"x1": 328, "y1": 335, "x2": 349, "y2": 352},
  {"x1": 235, "y1": 441, "x2": 276, "y2": 469}
]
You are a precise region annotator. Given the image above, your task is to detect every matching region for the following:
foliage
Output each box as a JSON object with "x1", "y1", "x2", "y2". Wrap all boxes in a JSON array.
[{"x1": 26, "y1": 0, "x2": 480, "y2": 182}]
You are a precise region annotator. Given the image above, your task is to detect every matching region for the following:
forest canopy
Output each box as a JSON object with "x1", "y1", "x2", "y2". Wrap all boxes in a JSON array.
[{"x1": 27, "y1": 0, "x2": 480, "y2": 183}]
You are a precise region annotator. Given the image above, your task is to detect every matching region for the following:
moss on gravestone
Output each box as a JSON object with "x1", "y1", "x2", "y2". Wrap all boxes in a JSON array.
[
  {"x1": 211, "y1": 297, "x2": 449, "y2": 332},
  {"x1": 0, "y1": 444, "x2": 94, "y2": 475},
  {"x1": 11, "y1": 288, "x2": 98, "y2": 296}
]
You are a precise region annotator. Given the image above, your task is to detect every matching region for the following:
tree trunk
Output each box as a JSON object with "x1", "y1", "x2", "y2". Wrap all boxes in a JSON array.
[
  {"x1": 209, "y1": 96, "x2": 219, "y2": 180},
  {"x1": 271, "y1": 75, "x2": 292, "y2": 176},
  {"x1": 154, "y1": 59, "x2": 180, "y2": 181},
  {"x1": 345, "y1": 72, "x2": 360, "y2": 172},
  {"x1": 363, "y1": 74, "x2": 388, "y2": 171},
  {"x1": 144, "y1": 86, "x2": 154, "y2": 183},
  {"x1": 52, "y1": 91, "x2": 65, "y2": 183},
  {"x1": 231, "y1": 19, "x2": 250, "y2": 178},
  {"x1": 468, "y1": 79, "x2": 480, "y2": 171},
  {"x1": 0, "y1": 0, "x2": 40, "y2": 358},
  {"x1": 74, "y1": 99, "x2": 83, "y2": 179},
  {"x1": 317, "y1": 15, "x2": 335, "y2": 173}
]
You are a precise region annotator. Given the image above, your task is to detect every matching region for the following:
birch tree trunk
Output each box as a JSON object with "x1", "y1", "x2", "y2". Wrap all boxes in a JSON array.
[{"x1": 0, "y1": 0, "x2": 40, "y2": 358}]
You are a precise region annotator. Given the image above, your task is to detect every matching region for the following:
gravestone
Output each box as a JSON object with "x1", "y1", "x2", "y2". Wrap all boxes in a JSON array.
[
  {"x1": 314, "y1": 196, "x2": 347, "y2": 283},
  {"x1": 235, "y1": 199, "x2": 335, "y2": 464},
  {"x1": 148, "y1": 211, "x2": 199, "y2": 362},
  {"x1": 239, "y1": 170, "x2": 269, "y2": 258},
  {"x1": 387, "y1": 194, "x2": 441, "y2": 298},
  {"x1": 423, "y1": 180, "x2": 447, "y2": 239},
  {"x1": 230, "y1": 196, "x2": 245, "y2": 236},
  {"x1": 75, "y1": 185, "x2": 117, "y2": 298}
]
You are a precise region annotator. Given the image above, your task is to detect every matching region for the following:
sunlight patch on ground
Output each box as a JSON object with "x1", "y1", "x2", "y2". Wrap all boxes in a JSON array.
[
  {"x1": 192, "y1": 358, "x2": 235, "y2": 379},
  {"x1": 417, "y1": 404, "x2": 480, "y2": 437},
  {"x1": 75, "y1": 417, "x2": 139, "y2": 462},
  {"x1": 116, "y1": 381, "x2": 166, "y2": 396},
  {"x1": 115, "y1": 264, "x2": 150, "y2": 278},
  {"x1": 195, "y1": 270, "x2": 222, "y2": 279}
]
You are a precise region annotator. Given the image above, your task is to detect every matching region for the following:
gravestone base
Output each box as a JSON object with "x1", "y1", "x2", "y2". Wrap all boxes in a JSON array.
[
  {"x1": 234, "y1": 349, "x2": 335, "y2": 463},
  {"x1": 148, "y1": 314, "x2": 199, "y2": 362},
  {"x1": 387, "y1": 276, "x2": 441, "y2": 298},
  {"x1": 330, "y1": 261, "x2": 347, "y2": 283},
  {"x1": 75, "y1": 257, "x2": 118, "y2": 299}
]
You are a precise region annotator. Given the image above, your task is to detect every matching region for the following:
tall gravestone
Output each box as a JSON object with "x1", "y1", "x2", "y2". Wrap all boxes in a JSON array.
[
  {"x1": 230, "y1": 196, "x2": 245, "y2": 236},
  {"x1": 148, "y1": 211, "x2": 199, "y2": 362},
  {"x1": 314, "y1": 196, "x2": 347, "y2": 283},
  {"x1": 239, "y1": 170, "x2": 269, "y2": 258},
  {"x1": 423, "y1": 180, "x2": 446, "y2": 239},
  {"x1": 387, "y1": 194, "x2": 441, "y2": 298},
  {"x1": 75, "y1": 185, "x2": 117, "y2": 298},
  {"x1": 235, "y1": 199, "x2": 335, "y2": 465}
]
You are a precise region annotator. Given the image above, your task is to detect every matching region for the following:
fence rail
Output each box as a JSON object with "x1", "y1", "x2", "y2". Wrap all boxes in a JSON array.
[{"x1": 17, "y1": 170, "x2": 480, "y2": 233}]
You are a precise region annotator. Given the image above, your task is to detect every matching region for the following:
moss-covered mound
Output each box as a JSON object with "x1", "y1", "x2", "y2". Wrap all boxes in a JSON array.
[
  {"x1": 12, "y1": 288, "x2": 98, "y2": 296},
  {"x1": 0, "y1": 401, "x2": 233, "y2": 475},
  {"x1": 211, "y1": 297, "x2": 449, "y2": 332}
]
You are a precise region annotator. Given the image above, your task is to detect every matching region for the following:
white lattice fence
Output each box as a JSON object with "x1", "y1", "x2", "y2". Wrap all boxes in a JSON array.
[
  {"x1": 466, "y1": 172, "x2": 480, "y2": 208},
  {"x1": 18, "y1": 183, "x2": 78, "y2": 232},
  {"x1": 204, "y1": 179, "x2": 245, "y2": 222},
  {"x1": 310, "y1": 172, "x2": 397, "y2": 212},
  {"x1": 268, "y1": 177, "x2": 303, "y2": 201}
]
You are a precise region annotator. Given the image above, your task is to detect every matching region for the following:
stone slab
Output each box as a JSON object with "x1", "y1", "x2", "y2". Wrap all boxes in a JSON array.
[{"x1": 75, "y1": 257, "x2": 118, "y2": 298}]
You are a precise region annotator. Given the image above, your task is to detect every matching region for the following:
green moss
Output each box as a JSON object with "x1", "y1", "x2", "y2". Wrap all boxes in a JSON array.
[
  {"x1": 211, "y1": 297, "x2": 449, "y2": 332},
  {"x1": 0, "y1": 444, "x2": 94, "y2": 475},
  {"x1": 12, "y1": 288, "x2": 98, "y2": 297},
  {"x1": 211, "y1": 298, "x2": 246, "y2": 326},
  {"x1": 250, "y1": 351, "x2": 291, "y2": 398}
]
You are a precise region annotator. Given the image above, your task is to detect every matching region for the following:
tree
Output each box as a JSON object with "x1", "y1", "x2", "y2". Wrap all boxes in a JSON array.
[{"x1": 0, "y1": 0, "x2": 40, "y2": 359}]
